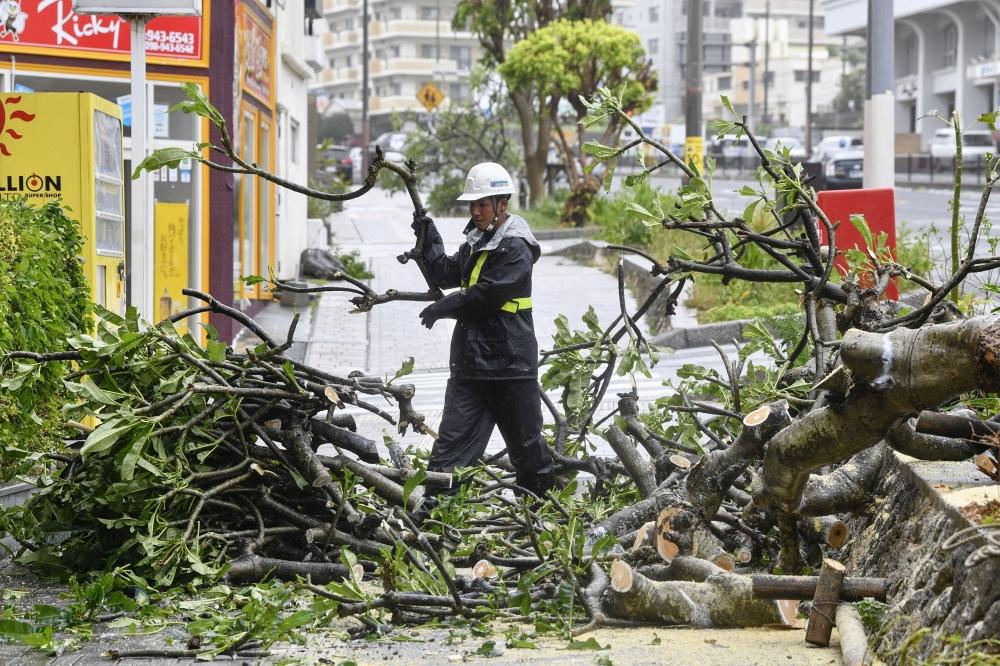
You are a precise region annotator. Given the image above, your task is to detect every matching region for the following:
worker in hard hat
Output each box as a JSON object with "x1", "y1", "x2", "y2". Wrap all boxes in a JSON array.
[{"x1": 411, "y1": 162, "x2": 555, "y2": 496}]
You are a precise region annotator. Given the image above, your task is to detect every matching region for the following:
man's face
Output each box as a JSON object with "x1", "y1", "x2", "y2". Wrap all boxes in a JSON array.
[{"x1": 469, "y1": 197, "x2": 506, "y2": 231}]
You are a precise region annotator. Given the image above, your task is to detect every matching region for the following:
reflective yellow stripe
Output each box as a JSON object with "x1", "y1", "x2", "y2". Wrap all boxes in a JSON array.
[
  {"x1": 463, "y1": 250, "x2": 532, "y2": 313},
  {"x1": 500, "y1": 297, "x2": 532, "y2": 313}
]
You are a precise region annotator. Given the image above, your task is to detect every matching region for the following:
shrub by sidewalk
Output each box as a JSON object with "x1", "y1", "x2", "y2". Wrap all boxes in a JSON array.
[{"x1": 0, "y1": 199, "x2": 91, "y2": 474}]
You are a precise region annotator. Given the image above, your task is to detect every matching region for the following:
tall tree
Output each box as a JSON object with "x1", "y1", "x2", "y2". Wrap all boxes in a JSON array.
[
  {"x1": 499, "y1": 18, "x2": 655, "y2": 225},
  {"x1": 452, "y1": 0, "x2": 612, "y2": 206}
]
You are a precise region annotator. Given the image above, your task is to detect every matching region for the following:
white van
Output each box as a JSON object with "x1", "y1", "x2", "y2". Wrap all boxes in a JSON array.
[{"x1": 929, "y1": 128, "x2": 994, "y2": 162}]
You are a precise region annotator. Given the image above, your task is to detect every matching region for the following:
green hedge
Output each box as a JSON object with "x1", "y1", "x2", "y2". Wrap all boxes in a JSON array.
[{"x1": 0, "y1": 199, "x2": 91, "y2": 471}]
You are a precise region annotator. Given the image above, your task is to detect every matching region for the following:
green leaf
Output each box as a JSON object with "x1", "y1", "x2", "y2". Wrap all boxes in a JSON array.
[
  {"x1": 623, "y1": 173, "x2": 648, "y2": 187},
  {"x1": 582, "y1": 141, "x2": 619, "y2": 160},
  {"x1": 979, "y1": 111, "x2": 998, "y2": 131},
  {"x1": 81, "y1": 418, "x2": 136, "y2": 456},
  {"x1": 402, "y1": 469, "x2": 427, "y2": 509},
  {"x1": 625, "y1": 201, "x2": 660, "y2": 222},
  {"x1": 476, "y1": 640, "x2": 504, "y2": 657},
  {"x1": 849, "y1": 214, "x2": 875, "y2": 251},
  {"x1": 391, "y1": 357, "x2": 415, "y2": 382},
  {"x1": 172, "y1": 82, "x2": 225, "y2": 128},
  {"x1": 243, "y1": 275, "x2": 266, "y2": 286},
  {"x1": 132, "y1": 147, "x2": 201, "y2": 179},
  {"x1": 565, "y1": 637, "x2": 610, "y2": 650},
  {"x1": 721, "y1": 95, "x2": 736, "y2": 118}
]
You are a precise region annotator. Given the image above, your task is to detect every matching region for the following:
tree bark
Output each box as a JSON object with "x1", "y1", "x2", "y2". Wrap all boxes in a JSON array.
[
  {"x1": 886, "y1": 416, "x2": 978, "y2": 460},
  {"x1": 606, "y1": 425, "x2": 657, "y2": 498},
  {"x1": 686, "y1": 401, "x2": 790, "y2": 520},
  {"x1": 805, "y1": 558, "x2": 846, "y2": 646},
  {"x1": 836, "y1": 604, "x2": 875, "y2": 666},
  {"x1": 604, "y1": 561, "x2": 791, "y2": 627},
  {"x1": 756, "y1": 317, "x2": 1000, "y2": 517},
  {"x1": 750, "y1": 574, "x2": 887, "y2": 602}
]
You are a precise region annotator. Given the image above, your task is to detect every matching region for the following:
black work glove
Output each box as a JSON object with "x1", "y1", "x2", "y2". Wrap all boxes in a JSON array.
[
  {"x1": 419, "y1": 301, "x2": 445, "y2": 329},
  {"x1": 411, "y1": 210, "x2": 434, "y2": 234}
]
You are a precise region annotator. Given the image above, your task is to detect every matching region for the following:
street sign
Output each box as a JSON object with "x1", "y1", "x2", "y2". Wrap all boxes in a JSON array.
[{"x1": 417, "y1": 82, "x2": 445, "y2": 112}]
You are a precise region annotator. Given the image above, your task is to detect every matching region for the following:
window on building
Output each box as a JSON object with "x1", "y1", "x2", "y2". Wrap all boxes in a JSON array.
[
  {"x1": 449, "y1": 82, "x2": 469, "y2": 103},
  {"x1": 943, "y1": 23, "x2": 958, "y2": 67},
  {"x1": 421, "y1": 6, "x2": 439, "y2": 19},
  {"x1": 345, "y1": 17, "x2": 354, "y2": 30},
  {"x1": 648, "y1": 38, "x2": 658, "y2": 54},
  {"x1": 421, "y1": 44, "x2": 437, "y2": 59},
  {"x1": 390, "y1": 7, "x2": 401, "y2": 19},
  {"x1": 649, "y1": 6, "x2": 658, "y2": 22},
  {"x1": 450, "y1": 45, "x2": 471, "y2": 69},
  {"x1": 390, "y1": 45, "x2": 400, "y2": 57},
  {"x1": 901, "y1": 33, "x2": 918, "y2": 75},
  {"x1": 391, "y1": 83, "x2": 402, "y2": 96},
  {"x1": 346, "y1": 55, "x2": 353, "y2": 67},
  {"x1": 328, "y1": 20, "x2": 336, "y2": 32},
  {"x1": 290, "y1": 119, "x2": 300, "y2": 164},
  {"x1": 329, "y1": 57, "x2": 336, "y2": 68},
  {"x1": 718, "y1": 75, "x2": 732, "y2": 89},
  {"x1": 983, "y1": 20, "x2": 996, "y2": 57},
  {"x1": 793, "y1": 70, "x2": 821, "y2": 83}
]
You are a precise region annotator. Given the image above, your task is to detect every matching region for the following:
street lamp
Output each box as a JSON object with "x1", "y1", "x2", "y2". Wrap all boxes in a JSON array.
[{"x1": 72, "y1": 1, "x2": 203, "y2": 322}]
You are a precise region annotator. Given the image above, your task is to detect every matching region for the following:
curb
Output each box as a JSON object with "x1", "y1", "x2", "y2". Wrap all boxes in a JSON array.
[
  {"x1": 532, "y1": 226, "x2": 601, "y2": 241},
  {"x1": 650, "y1": 320, "x2": 751, "y2": 349},
  {"x1": 1, "y1": 482, "x2": 34, "y2": 509}
]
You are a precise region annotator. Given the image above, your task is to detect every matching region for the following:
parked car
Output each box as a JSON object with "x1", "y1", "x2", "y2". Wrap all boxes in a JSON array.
[
  {"x1": 320, "y1": 144, "x2": 353, "y2": 181},
  {"x1": 720, "y1": 134, "x2": 767, "y2": 161},
  {"x1": 763, "y1": 136, "x2": 808, "y2": 162},
  {"x1": 929, "y1": 128, "x2": 995, "y2": 164},
  {"x1": 371, "y1": 131, "x2": 408, "y2": 162},
  {"x1": 818, "y1": 148, "x2": 864, "y2": 190},
  {"x1": 811, "y1": 135, "x2": 862, "y2": 162}
]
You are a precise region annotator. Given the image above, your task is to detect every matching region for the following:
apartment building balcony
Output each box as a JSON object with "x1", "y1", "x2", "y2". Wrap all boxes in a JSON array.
[
  {"x1": 318, "y1": 66, "x2": 361, "y2": 84},
  {"x1": 931, "y1": 67, "x2": 958, "y2": 95},
  {"x1": 373, "y1": 19, "x2": 475, "y2": 40},
  {"x1": 323, "y1": 0, "x2": 360, "y2": 12},
  {"x1": 370, "y1": 95, "x2": 422, "y2": 113},
  {"x1": 323, "y1": 30, "x2": 361, "y2": 49}
]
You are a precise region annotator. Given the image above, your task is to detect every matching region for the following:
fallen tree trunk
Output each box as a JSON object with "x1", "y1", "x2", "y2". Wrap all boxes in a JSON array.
[
  {"x1": 750, "y1": 574, "x2": 887, "y2": 602},
  {"x1": 836, "y1": 604, "x2": 875, "y2": 666},
  {"x1": 603, "y1": 560, "x2": 795, "y2": 627},
  {"x1": 753, "y1": 317, "x2": 1000, "y2": 567}
]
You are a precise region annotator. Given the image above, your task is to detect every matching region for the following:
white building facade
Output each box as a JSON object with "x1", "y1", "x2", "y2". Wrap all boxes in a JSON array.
[
  {"x1": 313, "y1": 0, "x2": 483, "y2": 132},
  {"x1": 272, "y1": 1, "x2": 323, "y2": 281},
  {"x1": 702, "y1": 1, "x2": 854, "y2": 133},
  {"x1": 824, "y1": 0, "x2": 1000, "y2": 150},
  {"x1": 614, "y1": 0, "x2": 742, "y2": 124}
]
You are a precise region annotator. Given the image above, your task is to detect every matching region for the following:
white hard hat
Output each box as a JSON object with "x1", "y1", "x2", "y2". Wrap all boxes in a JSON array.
[{"x1": 456, "y1": 162, "x2": 516, "y2": 201}]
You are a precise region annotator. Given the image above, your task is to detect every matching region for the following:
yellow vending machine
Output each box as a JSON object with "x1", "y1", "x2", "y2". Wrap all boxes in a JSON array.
[{"x1": 0, "y1": 92, "x2": 126, "y2": 314}]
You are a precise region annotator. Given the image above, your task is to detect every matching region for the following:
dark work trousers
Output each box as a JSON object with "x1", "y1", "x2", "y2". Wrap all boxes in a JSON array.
[{"x1": 428, "y1": 378, "x2": 554, "y2": 493}]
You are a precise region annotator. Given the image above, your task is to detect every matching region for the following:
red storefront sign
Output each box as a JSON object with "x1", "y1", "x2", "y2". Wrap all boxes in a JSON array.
[{"x1": 0, "y1": 0, "x2": 205, "y2": 65}]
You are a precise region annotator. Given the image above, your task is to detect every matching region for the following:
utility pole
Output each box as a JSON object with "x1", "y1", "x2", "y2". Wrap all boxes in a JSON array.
[
  {"x1": 747, "y1": 37, "x2": 758, "y2": 128},
  {"x1": 763, "y1": 0, "x2": 770, "y2": 126},
  {"x1": 685, "y1": 0, "x2": 704, "y2": 173},
  {"x1": 362, "y1": 0, "x2": 370, "y2": 171},
  {"x1": 805, "y1": 0, "x2": 814, "y2": 152},
  {"x1": 863, "y1": 0, "x2": 895, "y2": 188}
]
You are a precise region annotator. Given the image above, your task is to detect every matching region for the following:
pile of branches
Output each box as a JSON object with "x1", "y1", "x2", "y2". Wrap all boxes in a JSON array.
[{"x1": 2, "y1": 85, "x2": 1000, "y2": 652}]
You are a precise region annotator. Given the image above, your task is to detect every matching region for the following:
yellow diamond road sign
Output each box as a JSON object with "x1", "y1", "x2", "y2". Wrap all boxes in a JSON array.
[{"x1": 417, "y1": 82, "x2": 445, "y2": 111}]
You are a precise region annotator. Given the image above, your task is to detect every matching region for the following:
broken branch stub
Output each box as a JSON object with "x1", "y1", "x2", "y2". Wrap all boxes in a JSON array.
[
  {"x1": 686, "y1": 401, "x2": 791, "y2": 520},
  {"x1": 805, "y1": 558, "x2": 846, "y2": 647}
]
